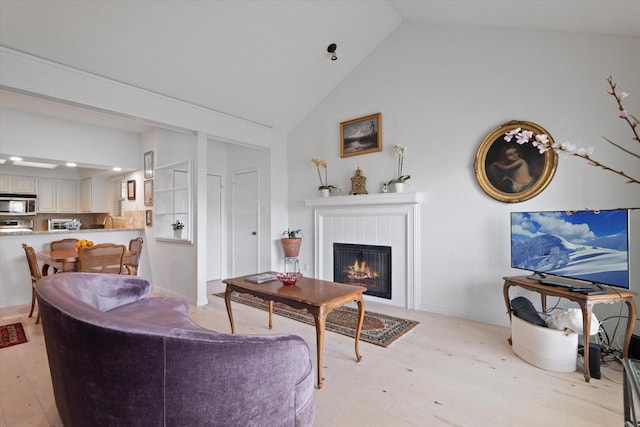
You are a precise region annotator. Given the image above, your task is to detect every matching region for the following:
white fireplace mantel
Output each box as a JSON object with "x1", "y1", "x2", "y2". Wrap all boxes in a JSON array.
[
  {"x1": 305, "y1": 192, "x2": 423, "y2": 309},
  {"x1": 304, "y1": 192, "x2": 423, "y2": 208}
]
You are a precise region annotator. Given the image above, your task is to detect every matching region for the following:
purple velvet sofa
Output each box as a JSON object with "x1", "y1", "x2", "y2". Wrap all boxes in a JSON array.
[{"x1": 35, "y1": 273, "x2": 315, "y2": 427}]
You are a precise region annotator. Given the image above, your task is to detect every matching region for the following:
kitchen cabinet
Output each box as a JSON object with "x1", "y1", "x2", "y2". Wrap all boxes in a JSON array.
[
  {"x1": 38, "y1": 178, "x2": 77, "y2": 213},
  {"x1": 37, "y1": 178, "x2": 56, "y2": 212},
  {"x1": 57, "y1": 179, "x2": 77, "y2": 212},
  {"x1": 0, "y1": 174, "x2": 36, "y2": 194},
  {"x1": 80, "y1": 176, "x2": 108, "y2": 212}
]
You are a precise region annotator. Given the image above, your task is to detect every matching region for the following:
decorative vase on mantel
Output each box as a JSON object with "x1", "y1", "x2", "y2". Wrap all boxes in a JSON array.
[
  {"x1": 281, "y1": 238, "x2": 302, "y2": 257},
  {"x1": 320, "y1": 188, "x2": 330, "y2": 198}
]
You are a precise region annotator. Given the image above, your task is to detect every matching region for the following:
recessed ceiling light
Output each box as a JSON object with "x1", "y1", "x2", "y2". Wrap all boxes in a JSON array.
[
  {"x1": 66, "y1": 162, "x2": 77, "y2": 167},
  {"x1": 113, "y1": 167, "x2": 122, "y2": 171},
  {"x1": 10, "y1": 156, "x2": 23, "y2": 161}
]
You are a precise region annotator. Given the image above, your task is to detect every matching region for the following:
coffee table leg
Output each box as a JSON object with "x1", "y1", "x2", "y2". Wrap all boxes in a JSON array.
[
  {"x1": 224, "y1": 286, "x2": 235, "y2": 334},
  {"x1": 268, "y1": 301, "x2": 274, "y2": 329},
  {"x1": 313, "y1": 312, "x2": 327, "y2": 389},
  {"x1": 355, "y1": 298, "x2": 364, "y2": 362}
]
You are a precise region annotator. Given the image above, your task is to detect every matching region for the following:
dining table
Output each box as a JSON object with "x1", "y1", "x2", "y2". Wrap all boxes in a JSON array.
[{"x1": 37, "y1": 248, "x2": 134, "y2": 276}]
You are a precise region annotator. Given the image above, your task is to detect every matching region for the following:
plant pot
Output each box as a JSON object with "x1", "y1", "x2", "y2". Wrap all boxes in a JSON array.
[
  {"x1": 320, "y1": 188, "x2": 330, "y2": 198},
  {"x1": 393, "y1": 182, "x2": 405, "y2": 193},
  {"x1": 281, "y1": 238, "x2": 302, "y2": 257},
  {"x1": 173, "y1": 229, "x2": 183, "y2": 239}
]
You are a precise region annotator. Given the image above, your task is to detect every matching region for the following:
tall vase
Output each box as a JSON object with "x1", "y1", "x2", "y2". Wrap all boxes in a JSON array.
[
  {"x1": 393, "y1": 182, "x2": 405, "y2": 193},
  {"x1": 320, "y1": 188, "x2": 330, "y2": 198}
]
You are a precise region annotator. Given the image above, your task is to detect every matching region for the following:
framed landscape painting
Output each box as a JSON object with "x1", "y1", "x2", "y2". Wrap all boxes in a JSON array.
[{"x1": 340, "y1": 113, "x2": 382, "y2": 158}]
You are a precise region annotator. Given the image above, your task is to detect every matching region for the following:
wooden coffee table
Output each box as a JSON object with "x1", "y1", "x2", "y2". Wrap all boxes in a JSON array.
[{"x1": 222, "y1": 273, "x2": 366, "y2": 388}]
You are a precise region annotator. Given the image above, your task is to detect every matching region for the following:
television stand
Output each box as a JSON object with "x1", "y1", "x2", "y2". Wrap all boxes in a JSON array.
[{"x1": 503, "y1": 275, "x2": 637, "y2": 382}]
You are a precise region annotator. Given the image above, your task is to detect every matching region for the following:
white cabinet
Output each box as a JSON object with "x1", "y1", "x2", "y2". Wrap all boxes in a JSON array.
[
  {"x1": 37, "y1": 178, "x2": 57, "y2": 212},
  {"x1": 154, "y1": 160, "x2": 191, "y2": 242},
  {"x1": 0, "y1": 174, "x2": 36, "y2": 193},
  {"x1": 0, "y1": 175, "x2": 10, "y2": 192},
  {"x1": 13, "y1": 176, "x2": 36, "y2": 193},
  {"x1": 80, "y1": 176, "x2": 109, "y2": 212},
  {"x1": 37, "y1": 178, "x2": 77, "y2": 213},
  {"x1": 57, "y1": 179, "x2": 77, "y2": 212}
]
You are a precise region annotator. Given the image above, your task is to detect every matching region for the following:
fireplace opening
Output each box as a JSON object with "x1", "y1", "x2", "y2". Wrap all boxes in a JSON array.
[{"x1": 333, "y1": 243, "x2": 391, "y2": 299}]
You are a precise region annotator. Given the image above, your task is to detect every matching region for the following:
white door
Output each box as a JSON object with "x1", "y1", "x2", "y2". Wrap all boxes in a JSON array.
[
  {"x1": 231, "y1": 169, "x2": 259, "y2": 276},
  {"x1": 207, "y1": 174, "x2": 222, "y2": 281}
]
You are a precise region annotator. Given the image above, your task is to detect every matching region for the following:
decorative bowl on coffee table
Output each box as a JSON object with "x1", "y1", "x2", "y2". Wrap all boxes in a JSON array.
[{"x1": 276, "y1": 272, "x2": 303, "y2": 286}]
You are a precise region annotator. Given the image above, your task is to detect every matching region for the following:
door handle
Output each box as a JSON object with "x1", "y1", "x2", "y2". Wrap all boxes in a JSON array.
[{"x1": 251, "y1": 231, "x2": 257, "y2": 235}]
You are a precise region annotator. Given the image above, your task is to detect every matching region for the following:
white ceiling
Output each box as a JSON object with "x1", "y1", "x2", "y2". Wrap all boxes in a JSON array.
[{"x1": 0, "y1": 0, "x2": 638, "y2": 134}]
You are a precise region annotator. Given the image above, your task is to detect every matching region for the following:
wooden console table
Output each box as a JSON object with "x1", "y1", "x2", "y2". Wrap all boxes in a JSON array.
[{"x1": 503, "y1": 275, "x2": 637, "y2": 382}]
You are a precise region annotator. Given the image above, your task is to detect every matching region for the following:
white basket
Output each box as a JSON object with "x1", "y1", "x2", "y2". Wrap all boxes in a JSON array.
[{"x1": 511, "y1": 315, "x2": 578, "y2": 373}]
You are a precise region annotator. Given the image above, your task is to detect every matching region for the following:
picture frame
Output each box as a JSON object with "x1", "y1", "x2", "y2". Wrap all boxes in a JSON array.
[
  {"x1": 127, "y1": 180, "x2": 136, "y2": 200},
  {"x1": 144, "y1": 179, "x2": 154, "y2": 206},
  {"x1": 145, "y1": 209, "x2": 152, "y2": 226},
  {"x1": 474, "y1": 120, "x2": 558, "y2": 203},
  {"x1": 340, "y1": 113, "x2": 382, "y2": 158},
  {"x1": 144, "y1": 151, "x2": 154, "y2": 179}
]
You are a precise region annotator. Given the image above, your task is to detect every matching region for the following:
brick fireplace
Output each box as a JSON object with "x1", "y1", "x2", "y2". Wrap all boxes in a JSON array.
[{"x1": 305, "y1": 192, "x2": 423, "y2": 308}]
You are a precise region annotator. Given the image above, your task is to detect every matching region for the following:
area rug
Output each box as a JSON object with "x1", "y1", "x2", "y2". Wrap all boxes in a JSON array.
[
  {"x1": 0, "y1": 323, "x2": 28, "y2": 349},
  {"x1": 216, "y1": 292, "x2": 419, "y2": 347}
]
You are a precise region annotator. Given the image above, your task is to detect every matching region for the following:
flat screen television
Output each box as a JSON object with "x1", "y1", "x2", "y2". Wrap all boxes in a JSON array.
[{"x1": 510, "y1": 209, "x2": 630, "y2": 289}]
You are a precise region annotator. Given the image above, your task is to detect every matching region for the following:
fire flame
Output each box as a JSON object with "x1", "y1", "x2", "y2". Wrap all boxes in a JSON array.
[{"x1": 346, "y1": 259, "x2": 379, "y2": 280}]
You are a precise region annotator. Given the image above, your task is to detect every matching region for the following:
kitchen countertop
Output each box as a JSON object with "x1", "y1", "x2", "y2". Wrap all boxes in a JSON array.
[{"x1": 0, "y1": 228, "x2": 144, "y2": 236}]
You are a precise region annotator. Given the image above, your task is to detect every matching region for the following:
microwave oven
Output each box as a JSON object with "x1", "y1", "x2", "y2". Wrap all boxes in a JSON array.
[{"x1": 0, "y1": 194, "x2": 37, "y2": 216}]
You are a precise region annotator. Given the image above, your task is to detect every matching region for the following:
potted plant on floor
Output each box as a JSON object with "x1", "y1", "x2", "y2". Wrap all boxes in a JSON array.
[{"x1": 281, "y1": 228, "x2": 303, "y2": 257}]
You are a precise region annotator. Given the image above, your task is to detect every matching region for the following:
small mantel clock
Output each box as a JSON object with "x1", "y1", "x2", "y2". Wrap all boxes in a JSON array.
[{"x1": 349, "y1": 167, "x2": 368, "y2": 195}]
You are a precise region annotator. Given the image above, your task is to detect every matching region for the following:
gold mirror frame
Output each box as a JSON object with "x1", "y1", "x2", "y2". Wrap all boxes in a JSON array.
[{"x1": 474, "y1": 120, "x2": 558, "y2": 203}]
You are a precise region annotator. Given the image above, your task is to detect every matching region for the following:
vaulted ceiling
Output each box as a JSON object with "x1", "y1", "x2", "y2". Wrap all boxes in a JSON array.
[{"x1": 1, "y1": 1, "x2": 638, "y2": 133}]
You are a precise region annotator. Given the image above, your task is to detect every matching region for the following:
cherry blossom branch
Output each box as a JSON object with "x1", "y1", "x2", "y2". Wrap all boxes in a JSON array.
[
  {"x1": 606, "y1": 76, "x2": 640, "y2": 147},
  {"x1": 503, "y1": 77, "x2": 639, "y2": 185}
]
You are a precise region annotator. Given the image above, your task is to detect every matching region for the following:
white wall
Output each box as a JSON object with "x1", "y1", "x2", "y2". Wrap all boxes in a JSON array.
[
  {"x1": 0, "y1": 107, "x2": 141, "y2": 170},
  {"x1": 287, "y1": 23, "x2": 640, "y2": 327}
]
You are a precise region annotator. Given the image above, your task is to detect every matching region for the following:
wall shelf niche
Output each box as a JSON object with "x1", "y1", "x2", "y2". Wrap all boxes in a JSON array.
[{"x1": 153, "y1": 160, "x2": 192, "y2": 243}]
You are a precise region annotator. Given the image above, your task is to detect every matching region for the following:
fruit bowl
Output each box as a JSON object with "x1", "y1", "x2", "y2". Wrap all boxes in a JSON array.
[{"x1": 276, "y1": 272, "x2": 303, "y2": 286}]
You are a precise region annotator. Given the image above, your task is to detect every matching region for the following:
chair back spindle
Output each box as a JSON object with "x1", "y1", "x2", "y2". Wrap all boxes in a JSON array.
[{"x1": 78, "y1": 243, "x2": 126, "y2": 274}]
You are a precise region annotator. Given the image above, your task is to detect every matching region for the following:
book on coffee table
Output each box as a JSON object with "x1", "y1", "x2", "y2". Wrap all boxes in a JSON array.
[{"x1": 245, "y1": 273, "x2": 277, "y2": 284}]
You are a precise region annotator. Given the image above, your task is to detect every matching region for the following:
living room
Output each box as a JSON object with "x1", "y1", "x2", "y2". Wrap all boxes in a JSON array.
[{"x1": 0, "y1": 1, "x2": 638, "y2": 425}]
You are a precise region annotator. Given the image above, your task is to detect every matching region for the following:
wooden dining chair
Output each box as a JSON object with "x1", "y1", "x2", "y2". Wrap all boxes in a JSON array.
[
  {"x1": 78, "y1": 243, "x2": 126, "y2": 274},
  {"x1": 125, "y1": 237, "x2": 143, "y2": 275},
  {"x1": 21, "y1": 243, "x2": 42, "y2": 324},
  {"x1": 50, "y1": 238, "x2": 79, "y2": 273}
]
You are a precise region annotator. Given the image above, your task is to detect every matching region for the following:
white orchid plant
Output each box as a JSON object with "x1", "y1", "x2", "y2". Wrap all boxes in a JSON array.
[
  {"x1": 504, "y1": 76, "x2": 639, "y2": 185},
  {"x1": 387, "y1": 144, "x2": 411, "y2": 184}
]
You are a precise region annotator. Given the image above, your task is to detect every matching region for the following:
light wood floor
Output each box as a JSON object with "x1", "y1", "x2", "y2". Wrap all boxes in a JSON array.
[{"x1": 0, "y1": 281, "x2": 626, "y2": 427}]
